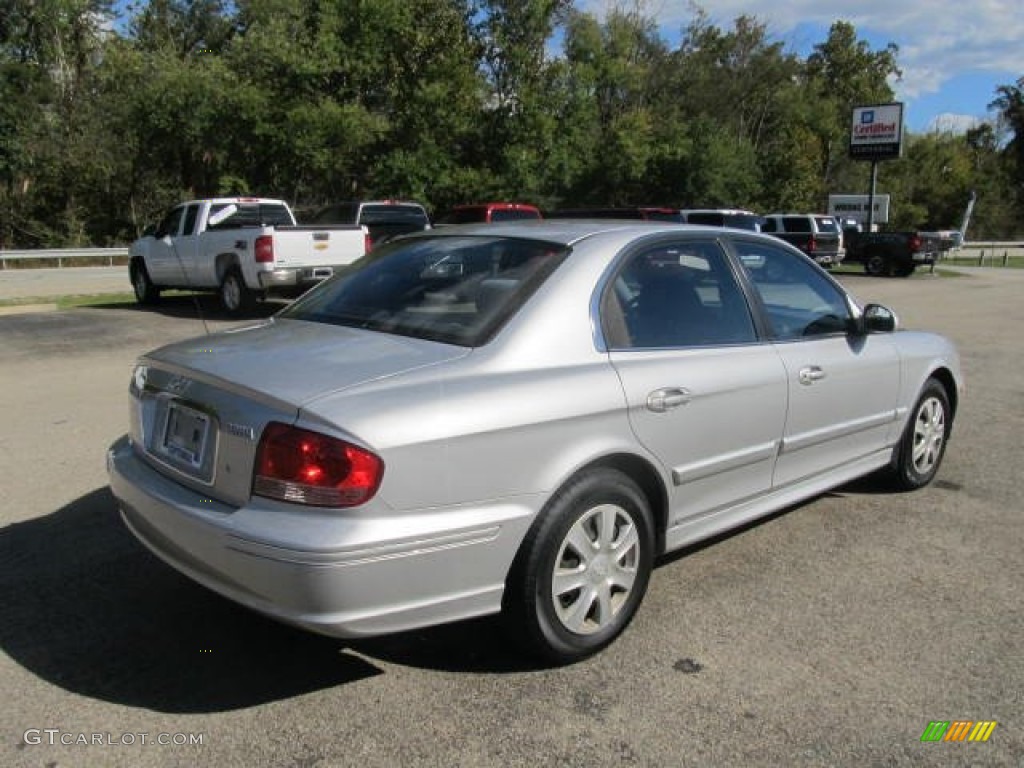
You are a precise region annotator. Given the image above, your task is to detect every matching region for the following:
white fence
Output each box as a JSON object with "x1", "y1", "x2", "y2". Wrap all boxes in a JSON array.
[{"x1": 952, "y1": 242, "x2": 1024, "y2": 266}]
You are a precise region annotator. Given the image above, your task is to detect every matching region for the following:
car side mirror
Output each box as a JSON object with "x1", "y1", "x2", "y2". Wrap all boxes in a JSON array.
[{"x1": 861, "y1": 303, "x2": 898, "y2": 333}]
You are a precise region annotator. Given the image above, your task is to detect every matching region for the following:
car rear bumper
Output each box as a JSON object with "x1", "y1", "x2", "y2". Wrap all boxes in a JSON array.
[
  {"x1": 258, "y1": 266, "x2": 338, "y2": 289},
  {"x1": 106, "y1": 435, "x2": 538, "y2": 638}
]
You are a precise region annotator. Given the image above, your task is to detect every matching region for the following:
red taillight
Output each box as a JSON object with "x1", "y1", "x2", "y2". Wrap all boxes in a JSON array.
[
  {"x1": 807, "y1": 237, "x2": 817, "y2": 253},
  {"x1": 253, "y1": 422, "x2": 383, "y2": 507},
  {"x1": 255, "y1": 235, "x2": 274, "y2": 263},
  {"x1": 910, "y1": 235, "x2": 922, "y2": 252},
  {"x1": 363, "y1": 231, "x2": 372, "y2": 254}
]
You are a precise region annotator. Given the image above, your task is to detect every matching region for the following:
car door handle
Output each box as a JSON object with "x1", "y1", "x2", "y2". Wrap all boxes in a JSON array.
[
  {"x1": 798, "y1": 366, "x2": 827, "y2": 385},
  {"x1": 646, "y1": 388, "x2": 692, "y2": 412}
]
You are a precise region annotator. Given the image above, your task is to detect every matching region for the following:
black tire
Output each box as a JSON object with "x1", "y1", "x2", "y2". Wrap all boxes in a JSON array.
[
  {"x1": 890, "y1": 378, "x2": 951, "y2": 491},
  {"x1": 130, "y1": 259, "x2": 160, "y2": 304},
  {"x1": 220, "y1": 267, "x2": 254, "y2": 314},
  {"x1": 503, "y1": 468, "x2": 654, "y2": 664},
  {"x1": 864, "y1": 252, "x2": 891, "y2": 277}
]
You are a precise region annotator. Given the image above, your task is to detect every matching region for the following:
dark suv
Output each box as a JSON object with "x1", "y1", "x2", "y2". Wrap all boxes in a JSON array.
[{"x1": 304, "y1": 201, "x2": 430, "y2": 247}]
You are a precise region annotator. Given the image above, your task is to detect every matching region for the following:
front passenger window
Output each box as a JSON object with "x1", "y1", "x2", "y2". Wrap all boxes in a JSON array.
[{"x1": 734, "y1": 241, "x2": 851, "y2": 341}]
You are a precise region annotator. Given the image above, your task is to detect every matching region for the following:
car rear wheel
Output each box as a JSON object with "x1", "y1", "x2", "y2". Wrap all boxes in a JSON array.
[
  {"x1": 891, "y1": 378, "x2": 951, "y2": 490},
  {"x1": 220, "y1": 267, "x2": 254, "y2": 314},
  {"x1": 504, "y1": 468, "x2": 654, "y2": 664},
  {"x1": 130, "y1": 260, "x2": 160, "y2": 304}
]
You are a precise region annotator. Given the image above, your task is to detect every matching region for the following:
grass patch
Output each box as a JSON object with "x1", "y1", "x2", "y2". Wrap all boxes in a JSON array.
[
  {"x1": 939, "y1": 256, "x2": 1024, "y2": 269},
  {"x1": 0, "y1": 290, "x2": 201, "y2": 309},
  {"x1": 56, "y1": 292, "x2": 137, "y2": 309}
]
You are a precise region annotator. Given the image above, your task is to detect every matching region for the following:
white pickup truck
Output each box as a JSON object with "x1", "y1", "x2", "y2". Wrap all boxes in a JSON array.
[{"x1": 129, "y1": 197, "x2": 369, "y2": 313}]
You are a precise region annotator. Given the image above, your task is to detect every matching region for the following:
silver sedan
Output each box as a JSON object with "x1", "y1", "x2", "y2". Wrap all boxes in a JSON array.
[{"x1": 107, "y1": 221, "x2": 963, "y2": 663}]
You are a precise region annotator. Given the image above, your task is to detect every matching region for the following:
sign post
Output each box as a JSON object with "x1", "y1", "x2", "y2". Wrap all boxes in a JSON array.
[{"x1": 849, "y1": 103, "x2": 904, "y2": 231}]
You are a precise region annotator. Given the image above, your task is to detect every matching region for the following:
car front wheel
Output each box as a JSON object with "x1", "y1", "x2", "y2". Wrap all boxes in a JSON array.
[
  {"x1": 504, "y1": 468, "x2": 654, "y2": 664},
  {"x1": 130, "y1": 260, "x2": 160, "y2": 304},
  {"x1": 892, "y1": 378, "x2": 951, "y2": 490}
]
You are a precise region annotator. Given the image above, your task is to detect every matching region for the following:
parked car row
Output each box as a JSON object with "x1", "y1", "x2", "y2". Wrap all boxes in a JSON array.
[{"x1": 131, "y1": 195, "x2": 927, "y2": 316}]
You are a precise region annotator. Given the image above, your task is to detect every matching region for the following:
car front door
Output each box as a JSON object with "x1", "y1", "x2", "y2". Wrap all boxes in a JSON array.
[
  {"x1": 603, "y1": 237, "x2": 788, "y2": 542},
  {"x1": 148, "y1": 205, "x2": 186, "y2": 283},
  {"x1": 730, "y1": 239, "x2": 901, "y2": 487}
]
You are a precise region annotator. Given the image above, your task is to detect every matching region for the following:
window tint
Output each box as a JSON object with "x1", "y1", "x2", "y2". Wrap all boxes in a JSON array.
[
  {"x1": 491, "y1": 208, "x2": 541, "y2": 222},
  {"x1": 281, "y1": 236, "x2": 567, "y2": 347},
  {"x1": 155, "y1": 206, "x2": 184, "y2": 238},
  {"x1": 733, "y1": 240, "x2": 851, "y2": 340},
  {"x1": 761, "y1": 218, "x2": 777, "y2": 233},
  {"x1": 182, "y1": 205, "x2": 200, "y2": 236},
  {"x1": 604, "y1": 240, "x2": 756, "y2": 349},
  {"x1": 782, "y1": 217, "x2": 812, "y2": 233},
  {"x1": 359, "y1": 205, "x2": 429, "y2": 227},
  {"x1": 684, "y1": 212, "x2": 726, "y2": 226},
  {"x1": 207, "y1": 203, "x2": 293, "y2": 230},
  {"x1": 814, "y1": 217, "x2": 839, "y2": 233}
]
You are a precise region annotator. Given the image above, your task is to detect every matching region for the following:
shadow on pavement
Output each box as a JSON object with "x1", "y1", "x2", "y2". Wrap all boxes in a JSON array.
[
  {"x1": 0, "y1": 488, "x2": 379, "y2": 713},
  {"x1": 1, "y1": 488, "x2": 547, "y2": 713},
  {"x1": 79, "y1": 294, "x2": 285, "y2": 321}
]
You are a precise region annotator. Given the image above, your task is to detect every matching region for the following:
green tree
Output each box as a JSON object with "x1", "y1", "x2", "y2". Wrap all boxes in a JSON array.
[{"x1": 805, "y1": 20, "x2": 901, "y2": 207}]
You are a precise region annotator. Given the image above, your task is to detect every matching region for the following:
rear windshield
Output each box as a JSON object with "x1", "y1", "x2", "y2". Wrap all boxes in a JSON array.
[
  {"x1": 491, "y1": 208, "x2": 541, "y2": 222},
  {"x1": 359, "y1": 204, "x2": 430, "y2": 227},
  {"x1": 814, "y1": 217, "x2": 840, "y2": 233},
  {"x1": 280, "y1": 235, "x2": 568, "y2": 347},
  {"x1": 782, "y1": 217, "x2": 812, "y2": 233},
  {"x1": 207, "y1": 203, "x2": 294, "y2": 230}
]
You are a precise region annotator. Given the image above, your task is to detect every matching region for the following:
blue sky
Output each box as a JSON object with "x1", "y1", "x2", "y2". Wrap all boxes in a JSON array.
[{"x1": 578, "y1": 0, "x2": 1023, "y2": 133}]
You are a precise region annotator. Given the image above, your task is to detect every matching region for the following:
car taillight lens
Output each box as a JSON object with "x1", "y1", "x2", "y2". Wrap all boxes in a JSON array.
[
  {"x1": 364, "y1": 231, "x2": 373, "y2": 254},
  {"x1": 255, "y1": 235, "x2": 274, "y2": 263},
  {"x1": 253, "y1": 422, "x2": 383, "y2": 507},
  {"x1": 807, "y1": 237, "x2": 817, "y2": 253},
  {"x1": 910, "y1": 235, "x2": 922, "y2": 252}
]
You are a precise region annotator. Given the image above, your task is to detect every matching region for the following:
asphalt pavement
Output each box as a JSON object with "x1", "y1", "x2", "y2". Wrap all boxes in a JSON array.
[{"x1": 0, "y1": 268, "x2": 1021, "y2": 767}]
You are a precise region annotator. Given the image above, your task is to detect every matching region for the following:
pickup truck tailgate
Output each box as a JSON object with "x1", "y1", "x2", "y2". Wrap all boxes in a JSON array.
[{"x1": 269, "y1": 225, "x2": 369, "y2": 269}]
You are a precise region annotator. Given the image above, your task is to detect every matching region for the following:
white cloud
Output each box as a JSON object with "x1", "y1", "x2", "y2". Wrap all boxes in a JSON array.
[
  {"x1": 926, "y1": 113, "x2": 982, "y2": 135},
  {"x1": 576, "y1": 0, "x2": 1024, "y2": 101}
]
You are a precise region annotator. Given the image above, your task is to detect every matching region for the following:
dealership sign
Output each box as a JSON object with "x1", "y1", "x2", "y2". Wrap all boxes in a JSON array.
[
  {"x1": 849, "y1": 103, "x2": 904, "y2": 160},
  {"x1": 828, "y1": 194, "x2": 890, "y2": 224}
]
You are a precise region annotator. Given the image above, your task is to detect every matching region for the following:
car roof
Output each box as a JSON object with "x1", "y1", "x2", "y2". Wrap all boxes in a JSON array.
[{"x1": 403, "y1": 219, "x2": 739, "y2": 247}]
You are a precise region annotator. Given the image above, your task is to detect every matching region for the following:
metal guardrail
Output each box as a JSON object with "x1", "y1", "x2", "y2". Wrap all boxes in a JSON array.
[{"x1": 0, "y1": 247, "x2": 129, "y2": 269}]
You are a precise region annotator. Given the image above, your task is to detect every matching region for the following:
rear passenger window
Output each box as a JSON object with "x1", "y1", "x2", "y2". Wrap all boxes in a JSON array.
[{"x1": 603, "y1": 240, "x2": 756, "y2": 349}]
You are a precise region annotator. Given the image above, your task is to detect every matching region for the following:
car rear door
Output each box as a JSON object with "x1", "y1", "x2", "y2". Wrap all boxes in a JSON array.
[
  {"x1": 604, "y1": 237, "x2": 788, "y2": 529},
  {"x1": 729, "y1": 238, "x2": 900, "y2": 487}
]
